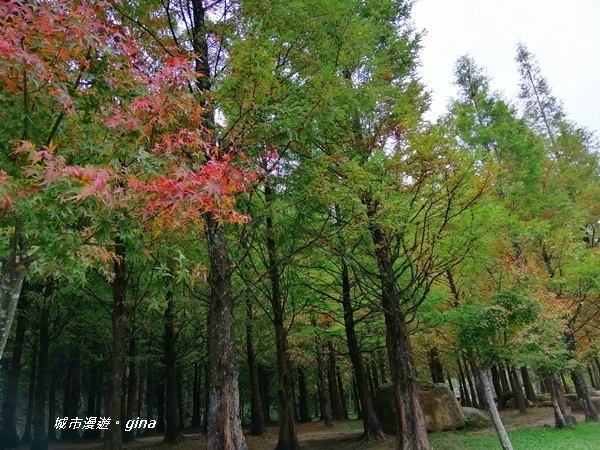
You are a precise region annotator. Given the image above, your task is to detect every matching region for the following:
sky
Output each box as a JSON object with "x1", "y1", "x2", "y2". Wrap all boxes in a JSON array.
[{"x1": 411, "y1": 0, "x2": 600, "y2": 134}]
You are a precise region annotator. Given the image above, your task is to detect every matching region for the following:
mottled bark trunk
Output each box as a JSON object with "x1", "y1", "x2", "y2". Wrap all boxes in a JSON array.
[
  {"x1": 103, "y1": 241, "x2": 127, "y2": 450},
  {"x1": 479, "y1": 368, "x2": 513, "y2": 450},
  {"x1": 0, "y1": 225, "x2": 30, "y2": 361},
  {"x1": 246, "y1": 298, "x2": 266, "y2": 435},
  {"x1": 0, "y1": 296, "x2": 27, "y2": 449},
  {"x1": 205, "y1": 213, "x2": 246, "y2": 450}
]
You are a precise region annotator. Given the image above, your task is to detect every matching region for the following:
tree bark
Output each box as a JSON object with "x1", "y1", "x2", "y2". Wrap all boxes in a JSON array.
[
  {"x1": 245, "y1": 297, "x2": 266, "y2": 435},
  {"x1": 456, "y1": 358, "x2": 470, "y2": 407},
  {"x1": 368, "y1": 221, "x2": 429, "y2": 450},
  {"x1": 163, "y1": 288, "x2": 182, "y2": 444},
  {"x1": 0, "y1": 295, "x2": 27, "y2": 449},
  {"x1": 520, "y1": 367, "x2": 536, "y2": 404},
  {"x1": 544, "y1": 369, "x2": 576, "y2": 428},
  {"x1": 479, "y1": 368, "x2": 513, "y2": 450},
  {"x1": 205, "y1": 213, "x2": 247, "y2": 450},
  {"x1": 315, "y1": 340, "x2": 333, "y2": 428},
  {"x1": 571, "y1": 369, "x2": 598, "y2": 421},
  {"x1": 31, "y1": 282, "x2": 52, "y2": 450},
  {"x1": 83, "y1": 364, "x2": 101, "y2": 440},
  {"x1": 297, "y1": 367, "x2": 311, "y2": 424},
  {"x1": 124, "y1": 338, "x2": 138, "y2": 442},
  {"x1": 491, "y1": 365, "x2": 503, "y2": 399},
  {"x1": 191, "y1": 363, "x2": 202, "y2": 429},
  {"x1": 508, "y1": 364, "x2": 527, "y2": 413},
  {"x1": 0, "y1": 224, "x2": 32, "y2": 361},
  {"x1": 21, "y1": 343, "x2": 36, "y2": 445},
  {"x1": 103, "y1": 240, "x2": 127, "y2": 450},
  {"x1": 428, "y1": 349, "x2": 445, "y2": 384},
  {"x1": 327, "y1": 342, "x2": 344, "y2": 421}
]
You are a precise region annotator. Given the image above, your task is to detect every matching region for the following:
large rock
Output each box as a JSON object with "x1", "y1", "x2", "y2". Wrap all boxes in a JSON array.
[
  {"x1": 374, "y1": 382, "x2": 465, "y2": 434},
  {"x1": 570, "y1": 397, "x2": 600, "y2": 412},
  {"x1": 462, "y1": 407, "x2": 492, "y2": 429}
]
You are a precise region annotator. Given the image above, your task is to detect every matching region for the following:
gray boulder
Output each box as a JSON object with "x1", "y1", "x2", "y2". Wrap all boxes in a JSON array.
[{"x1": 462, "y1": 407, "x2": 492, "y2": 429}]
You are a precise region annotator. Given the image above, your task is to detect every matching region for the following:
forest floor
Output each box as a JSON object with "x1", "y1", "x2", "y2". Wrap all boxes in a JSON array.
[{"x1": 42, "y1": 407, "x2": 588, "y2": 450}]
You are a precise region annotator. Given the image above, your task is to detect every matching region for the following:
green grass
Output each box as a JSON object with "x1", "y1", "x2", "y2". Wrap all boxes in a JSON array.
[{"x1": 429, "y1": 422, "x2": 600, "y2": 450}]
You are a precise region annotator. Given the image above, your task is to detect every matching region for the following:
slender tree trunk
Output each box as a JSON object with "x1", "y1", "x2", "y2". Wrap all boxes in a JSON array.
[
  {"x1": 259, "y1": 365, "x2": 272, "y2": 424},
  {"x1": 315, "y1": 339, "x2": 333, "y2": 428},
  {"x1": 337, "y1": 369, "x2": 349, "y2": 420},
  {"x1": 462, "y1": 358, "x2": 478, "y2": 408},
  {"x1": 491, "y1": 365, "x2": 503, "y2": 399},
  {"x1": 245, "y1": 298, "x2": 266, "y2": 435},
  {"x1": 0, "y1": 295, "x2": 27, "y2": 449},
  {"x1": 163, "y1": 288, "x2": 182, "y2": 444},
  {"x1": 468, "y1": 356, "x2": 487, "y2": 409},
  {"x1": 498, "y1": 364, "x2": 511, "y2": 395},
  {"x1": 104, "y1": 240, "x2": 127, "y2": 450},
  {"x1": 124, "y1": 338, "x2": 138, "y2": 442},
  {"x1": 479, "y1": 368, "x2": 513, "y2": 450},
  {"x1": 47, "y1": 366, "x2": 57, "y2": 442},
  {"x1": 543, "y1": 369, "x2": 576, "y2": 428},
  {"x1": 520, "y1": 367, "x2": 536, "y2": 404},
  {"x1": 508, "y1": 365, "x2": 527, "y2": 413},
  {"x1": 297, "y1": 367, "x2": 311, "y2": 424},
  {"x1": 84, "y1": 364, "x2": 101, "y2": 440},
  {"x1": 456, "y1": 358, "x2": 470, "y2": 407},
  {"x1": 21, "y1": 343, "x2": 37, "y2": 445},
  {"x1": 177, "y1": 374, "x2": 185, "y2": 431},
  {"x1": 205, "y1": 213, "x2": 247, "y2": 450},
  {"x1": 571, "y1": 369, "x2": 598, "y2": 421},
  {"x1": 0, "y1": 224, "x2": 32, "y2": 361},
  {"x1": 560, "y1": 373, "x2": 571, "y2": 394},
  {"x1": 263, "y1": 183, "x2": 299, "y2": 450},
  {"x1": 191, "y1": 363, "x2": 201, "y2": 428},
  {"x1": 328, "y1": 342, "x2": 344, "y2": 421},
  {"x1": 156, "y1": 382, "x2": 165, "y2": 433},
  {"x1": 32, "y1": 282, "x2": 52, "y2": 450},
  {"x1": 429, "y1": 349, "x2": 445, "y2": 384}
]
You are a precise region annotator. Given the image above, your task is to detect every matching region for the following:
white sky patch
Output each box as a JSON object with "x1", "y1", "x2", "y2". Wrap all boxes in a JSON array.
[{"x1": 411, "y1": 0, "x2": 600, "y2": 134}]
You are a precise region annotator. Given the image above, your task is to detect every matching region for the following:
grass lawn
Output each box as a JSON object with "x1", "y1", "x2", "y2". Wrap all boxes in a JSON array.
[{"x1": 428, "y1": 421, "x2": 600, "y2": 450}]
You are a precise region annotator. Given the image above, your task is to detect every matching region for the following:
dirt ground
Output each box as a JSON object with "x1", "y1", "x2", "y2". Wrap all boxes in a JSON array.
[{"x1": 44, "y1": 407, "x2": 586, "y2": 450}]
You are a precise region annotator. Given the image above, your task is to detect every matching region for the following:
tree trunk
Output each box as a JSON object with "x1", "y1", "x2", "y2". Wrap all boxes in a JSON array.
[
  {"x1": 315, "y1": 339, "x2": 332, "y2": 428},
  {"x1": 0, "y1": 225, "x2": 31, "y2": 361},
  {"x1": 83, "y1": 364, "x2": 101, "y2": 440},
  {"x1": 258, "y1": 365, "x2": 272, "y2": 424},
  {"x1": 499, "y1": 364, "x2": 511, "y2": 395},
  {"x1": 428, "y1": 349, "x2": 445, "y2": 384},
  {"x1": 0, "y1": 295, "x2": 27, "y2": 449},
  {"x1": 103, "y1": 240, "x2": 127, "y2": 450},
  {"x1": 468, "y1": 356, "x2": 487, "y2": 409},
  {"x1": 21, "y1": 343, "x2": 36, "y2": 445},
  {"x1": 544, "y1": 369, "x2": 576, "y2": 428},
  {"x1": 297, "y1": 367, "x2": 311, "y2": 424},
  {"x1": 479, "y1": 368, "x2": 513, "y2": 450},
  {"x1": 124, "y1": 338, "x2": 138, "y2": 442},
  {"x1": 263, "y1": 184, "x2": 299, "y2": 450},
  {"x1": 163, "y1": 288, "x2": 182, "y2": 444},
  {"x1": 156, "y1": 382, "x2": 165, "y2": 433},
  {"x1": 32, "y1": 282, "x2": 52, "y2": 450},
  {"x1": 245, "y1": 297, "x2": 266, "y2": 435},
  {"x1": 337, "y1": 369, "x2": 349, "y2": 420},
  {"x1": 177, "y1": 374, "x2": 185, "y2": 431},
  {"x1": 205, "y1": 213, "x2": 247, "y2": 450},
  {"x1": 370, "y1": 216, "x2": 428, "y2": 450},
  {"x1": 571, "y1": 369, "x2": 598, "y2": 421},
  {"x1": 520, "y1": 367, "x2": 535, "y2": 404},
  {"x1": 456, "y1": 358, "x2": 470, "y2": 407},
  {"x1": 508, "y1": 365, "x2": 527, "y2": 413},
  {"x1": 462, "y1": 358, "x2": 479, "y2": 409},
  {"x1": 191, "y1": 363, "x2": 202, "y2": 429},
  {"x1": 47, "y1": 366, "x2": 57, "y2": 443},
  {"x1": 328, "y1": 342, "x2": 344, "y2": 421},
  {"x1": 560, "y1": 373, "x2": 571, "y2": 394},
  {"x1": 490, "y1": 365, "x2": 503, "y2": 399}
]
